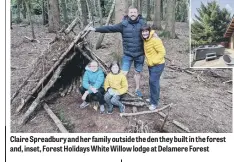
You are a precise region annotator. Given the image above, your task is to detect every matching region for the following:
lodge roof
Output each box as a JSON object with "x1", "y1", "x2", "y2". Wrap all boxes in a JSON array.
[{"x1": 224, "y1": 17, "x2": 234, "y2": 38}]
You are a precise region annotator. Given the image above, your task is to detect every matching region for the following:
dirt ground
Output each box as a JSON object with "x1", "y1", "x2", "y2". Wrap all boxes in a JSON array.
[{"x1": 10, "y1": 22, "x2": 233, "y2": 133}]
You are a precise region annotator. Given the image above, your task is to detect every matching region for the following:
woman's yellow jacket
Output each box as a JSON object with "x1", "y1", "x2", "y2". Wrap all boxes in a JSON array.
[{"x1": 143, "y1": 30, "x2": 166, "y2": 66}]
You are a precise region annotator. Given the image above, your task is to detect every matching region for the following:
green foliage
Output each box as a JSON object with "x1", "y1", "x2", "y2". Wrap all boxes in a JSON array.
[
  {"x1": 175, "y1": 0, "x2": 188, "y2": 22},
  {"x1": 191, "y1": 1, "x2": 231, "y2": 44},
  {"x1": 33, "y1": 3, "x2": 42, "y2": 15}
]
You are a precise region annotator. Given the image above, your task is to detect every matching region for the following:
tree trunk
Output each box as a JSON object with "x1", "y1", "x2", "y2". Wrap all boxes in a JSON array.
[
  {"x1": 25, "y1": 0, "x2": 35, "y2": 39},
  {"x1": 96, "y1": 0, "x2": 116, "y2": 49},
  {"x1": 115, "y1": 0, "x2": 125, "y2": 23},
  {"x1": 164, "y1": 0, "x2": 176, "y2": 38},
  {"x1": 86, "y1": 0, "x2": 93, "y2": 23},
  {"x1": 94, "y1": 0, "x2": 99, "y2": 16},
  {"x1": 22, "y1": 1, "x2": 27, "y2": 19},
  {"x1": 187, "y1": 0, "x2": 189, "y2": 23},
  {"x1": 124, "y1": 0, "x2": 131, "y2": 14},
  {"x1": 82, "y1": 0, "x2": 88, "y2": 26},
  {"x1": 97, "y1": 0, "x2": 103, "y2": 25},
  {"x1": 137, "y1": 0, "x2": 142, "y2": 14},
  {"x1": 48, "y1": 0, "x2": 60, "y2": 32},
  {"x1": 141, "y1": 0, "x2": 148, "y2": 19},
  {"x1": 163, "y1": 0, "x2": 167, "y2": 20},
  {"x1": 77, "y1": 0, "x2": 88, "y2": 28},
  {"x1": 91, "y1": 0, "x2": 97, "y2": 16},
  {"x1": 147, "y1": 0, "x2": 151, "y2": 20},
  {"x1": 61, "y1": 0, "x2": 69, "y2": 28},
  {"x1": 115, "y1": 0, "x2": 125, "y2": 59},
  {"x1": 160, "y1": 0, "x2": 163, "y2": 20},
  {"x1": 42, "y1": 0, "x2": 45, "y2": 24},
  {"x1": 16, "y1": 0, "x2": 22, "y2": 23},
  {"x1": 152, "y1": 0, "x2": 162, "y2": 30},
  {"x1": 42, "y1": 0, "x2": 48, "y2": 25},
  {"x1": 11, "y1": 9, "x2": 13, "y2": 29},
  {"x1": 132, "y1": 0, "x2": 137, "y2": 8}
]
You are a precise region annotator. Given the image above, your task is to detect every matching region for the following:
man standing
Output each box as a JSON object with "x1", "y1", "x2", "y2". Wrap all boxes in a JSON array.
[{"x1": 87, "y1": 6, "x2": 146, "y2": 97}]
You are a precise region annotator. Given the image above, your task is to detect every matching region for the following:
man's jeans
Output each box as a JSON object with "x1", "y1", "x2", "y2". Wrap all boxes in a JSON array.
[
  {"x1": 148, "y1": 63, "x2": 165, "y2": 106},
  {"x1": 122, "y1": 55, "x2": 145, "y2": 72}
]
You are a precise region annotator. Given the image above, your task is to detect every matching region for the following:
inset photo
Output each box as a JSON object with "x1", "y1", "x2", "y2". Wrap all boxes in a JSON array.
[{"x1": 191, "y1": 0, "x2": 234, "y2": 68}]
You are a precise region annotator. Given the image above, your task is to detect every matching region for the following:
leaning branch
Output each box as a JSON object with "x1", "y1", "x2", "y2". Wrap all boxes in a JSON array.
[
  {"x1": 120, "y1": 104, "x2": 173, "y2": 117},
  {"x1": 64, "y1": 17, "x2": 81, "y2": 35},
  {"x1": 43, "y1": 103, "x2": 69, "y2": 133},
  {"x1": 121, "y1": 101, "x2": 147, "y2": 107},
  {"x1": 19, "y1": 60, "x2": 67, "y2": 125}
]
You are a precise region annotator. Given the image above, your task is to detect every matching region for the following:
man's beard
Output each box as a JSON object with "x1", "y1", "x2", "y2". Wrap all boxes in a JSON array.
[{"x1": 130, "y1": 15, "x2": 137, "y2": 20}]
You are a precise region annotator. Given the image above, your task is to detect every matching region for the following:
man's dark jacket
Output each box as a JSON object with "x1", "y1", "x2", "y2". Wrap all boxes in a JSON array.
[{"x1": 95, "y1": 15, "x2": 146, "y2": 58}]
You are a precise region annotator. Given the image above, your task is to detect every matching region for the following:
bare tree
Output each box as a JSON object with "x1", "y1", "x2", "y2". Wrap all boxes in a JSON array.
[
  {"x1": 124, "y1": 0, "x2": 131, "y2": 14},
  {"x1": 163, "y1": 0, "x2": 167, "y2": 20},
  {"x1": 22, "y1": 1, "x2": 27, "y2": 19},
  {"x1": 77, "y1": 0, "x2": 88, "y2": 28},
  {"x1": 152, "y1": 0, "x2": 162, "y2": 30},
  {"x1": 137, "y1": 0, "x2": 142, "y2": 14},
  {"x1": 42, "y1": 0, "x2": 48, "y2": 25},
  {"x1": 96, "y1": 0, "x2": 116, "y2": 49},
  {"x1": 115, "y1": 0, "x2": 126, "y2": 59},
  {"x1": 48, "y1": 0, "x2": 60, "y2": 32},
  {"x1": 147, "y1": 0, "x2": 151, "y2": 20},
  {"x1": 94, "y1": 0, "x2": 99, "y2": 16},
  {"x1": 160, "y1": 0, "x2": 163, "y2": 20},
  {"x1": 164, "y1": 0, "x2": 176, "y2": 38},
  {"x1": 115, "y1": 0, "x2": 126, "y2": 23},
  {"x1": 11, "y1": 9, "x2": 13, "y2": 29},
  {"x1": 141, "y1": 0, "x2": 148, "y2": 19},
  {"x1": 97, "y1": 0, "x2": 103, "y2": 25},
  {"x1": 132, "y1": 0, "x2": 137, "y2": 8},
  {"x1": 86, "y1": 0, "x2": 93, "y2": 22},
  {"x1": 61, "y1": 0, "x2": 69, "y2": 27},
  {"x1": 25, "y1": 0, "x2": 35, "y2": 39},
  {"x1": 16, "y1": 0, "x2": 22, "y2": 23},
  {"x1": 187, "y1": 0, "x2": 189, "y2": 23},
  {"x1": 91, "y1": 0, "x2": 98, "y2": 16}
]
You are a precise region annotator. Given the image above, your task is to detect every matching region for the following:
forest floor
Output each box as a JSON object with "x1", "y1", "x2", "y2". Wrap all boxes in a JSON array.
[{"x1": 10, "y1": 21, "x2": 232, "y2": 133}]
